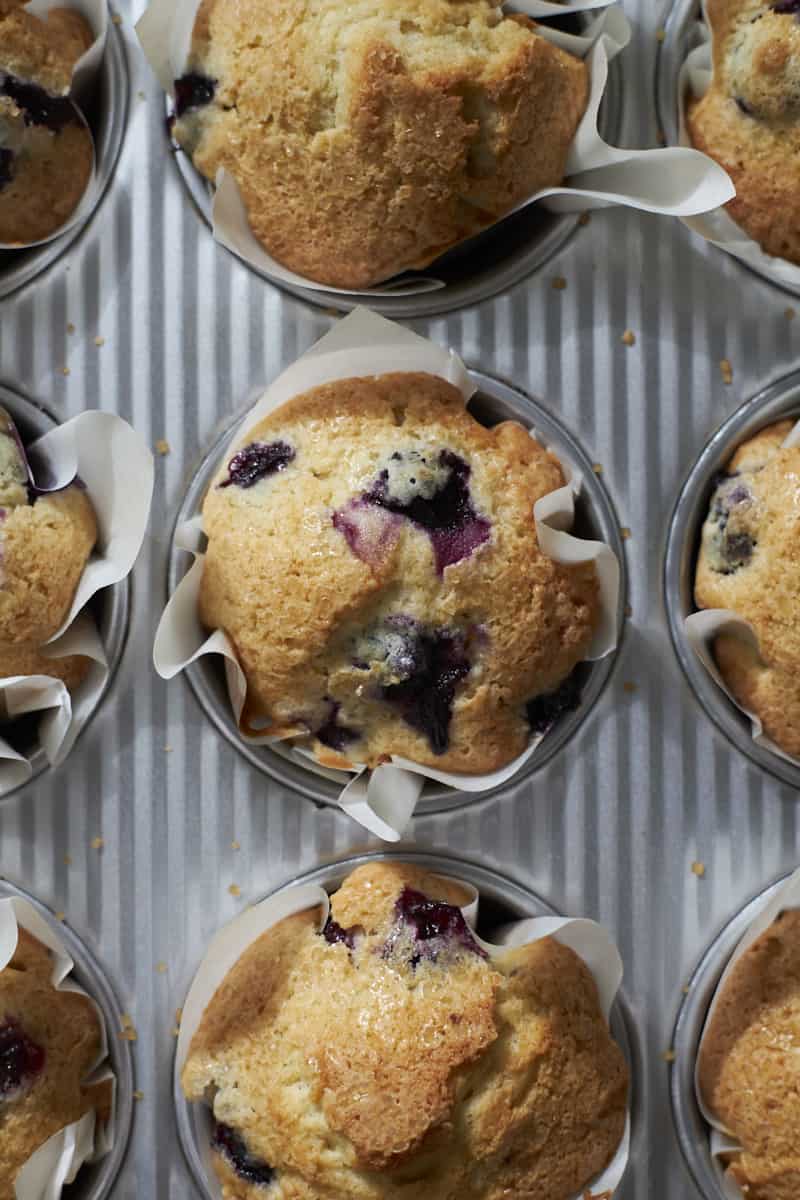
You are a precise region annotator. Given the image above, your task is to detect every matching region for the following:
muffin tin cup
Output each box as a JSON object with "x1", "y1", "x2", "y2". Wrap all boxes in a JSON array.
[
  {"x1": 655, "y1": 0, "x2": 800, "y2": 298},
  {"x1": 0, "y1": 877, "x2": 134, "y2": 1200},
  {"x1": 137, "y1": 2, "x2": 646, "y2": 317},
  {"x1": 0, "y1": 3, "x2": 128, "y2": 299},
  {"x1": 162, "y1": 316, "x2": 626, "y2": 826},
  {"x1": 173, "y1": 850, "x2": 639, "y2": 1200},
  {"x1": 670, "y1": 867, "x2": 799, "y2": 1200},
  {"x1": 0, "y1": 384, "x2": 152, "y2": 801},
  {"x1": 663, "y1": 368, "x2": 800, "y2": 790}
]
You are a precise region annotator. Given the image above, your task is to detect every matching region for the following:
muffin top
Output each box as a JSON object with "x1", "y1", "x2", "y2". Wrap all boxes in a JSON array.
[
  {"x1": 182, "y1": 861, "x2": 629, "y2": 1200},
  {"x1": 698, "y1": 907, "x2": 800, "y2": 1200},
  {"x1": 172, "y1": 0, "x2": 588, "y2": 288},
  {"x1": 695, "y1": 418, "x2": 800, "y2": 756},
  {"x1": 0, "y1": 3, "x2": 94, "y2": 96},
  {"x1": 0, "y1": 924, "x2": 111, "y2": 1200},
  {"x1": 688, "y1": 0, "x2": 800, "y2": 263},
  {"x1": 0, "y1": 408, "x2": 97, "y2": 647},
  {"x1": 199, "y1": 373, "x2": 600, "y2": 774}
]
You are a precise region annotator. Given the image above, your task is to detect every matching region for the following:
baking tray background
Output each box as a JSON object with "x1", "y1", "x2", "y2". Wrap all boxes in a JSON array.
[{"x1": 1, "y1": 2, "x2": 798, "y2": 1197}]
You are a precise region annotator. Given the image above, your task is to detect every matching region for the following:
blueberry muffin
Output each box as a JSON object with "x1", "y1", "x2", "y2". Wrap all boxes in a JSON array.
[
  {"x1": 0, "y1": 2, "x2": 94, "y2": 245},
  {"x1": 0, "y1": 924, "x2": 112, "y2": 1200},
  {"x1": 170, "y1": 0, "x2": 589, "y2": 288},
  {"x1": 182, "y1": 861, "x2": 629, "y2": 1200},
  {"x1": 695, "y1": 419, "x2": 800, "y2": 756},
  {"x1": 200, "y1": 373, "x2": 600, "y2": 774},
  {"x1": 687, "y1": 0, "x2": 800, "y2": 264},
  {"x1": 0, "y1": 407, "x2": 96, "y2": 688},
  {"x1": 698, "y1": 907, "x2": 800, "y2": 1199}
]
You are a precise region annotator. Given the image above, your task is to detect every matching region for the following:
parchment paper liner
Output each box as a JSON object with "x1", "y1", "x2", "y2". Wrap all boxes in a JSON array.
[
  {"x1": 0, "y1": 896, "x2": 115, "y2": 1199},
  {"x1": 684, "y1": 418, "x2": 800, "y2": 770},
  {"x1": 0, "y1": 409, "x2": 154, "y2": 796},
  {"x1": 693, "y1": 866, "x2": 800, "y2": 1200},
  {"x1": 136, "y1": 1, "x2": 734, "y2": 297},
  {"x1": 175, "y1": 872, "x2": 631, "y2": 1200},
  {"x1": 678, "y1": 0, "x2": 800, "y2": 291},
  {"x1": 154, "y1": 309, "x2": 620, "y2": 842},
  {"x1": 0, "y1": 0, "x2": 108, "y2": 251}
]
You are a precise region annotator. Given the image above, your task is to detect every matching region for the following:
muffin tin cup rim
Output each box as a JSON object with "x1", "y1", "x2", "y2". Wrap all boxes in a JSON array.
[
  {"x1": 165, "y1": 363, "x2": 626, "y2": 817},
  {"x1": 173, "y1": 850, "x2": 639, "y2": 1200},
  {"x1": 654, "y1": 0, "x2": 800, "y2": 299},
  {"x1": 0, "y1": 13, "x2": 129, "y2": 299},
  {"x1": 0, "y1": 876, "x2": 134, "y2": 1200},
  {"x1": 0, "y1": 383, "x2": 131, "y2": 804},
  {"x1": 663, "y1": 367, "x2": 800, "y2": 790},
  {"x1": 669, "y1": 867, "x2": 794, "y2": 1200}
]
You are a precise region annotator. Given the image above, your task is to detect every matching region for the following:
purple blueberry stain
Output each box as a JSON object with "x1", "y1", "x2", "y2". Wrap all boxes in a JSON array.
[
  {"x1": 321, "y1": 915, "x2": 358, "y2": 950},
  {"x1": 220, "y1": 441, "x2": 295, "y2": 489},
  {"x1": 173, "y1": 73, "x2": 217, "y2": 118},
  {"x1": 336, "y1": 449, "x2": 490, "y2": 574},
  {"x1": 0, "y1": 148, "x2": 14, "y2": 190},
  {"x1": 0, "y1": 1017, "x2": 45, "y2": 1100},
  {"x1": 772, "y1": 0, "x2": 800, "y2": 14},
  {"x1": 708, "y1": 475, "x2": 756, "y2": 574},
  {"x1": 332, "y1": 499, "x2": 401, "y2": 568},
  {"x1": 526, "y1": 671, "x2": 583, "y2": 736},
  {"x1": 0, "y1": 77, "x2": 78, "y2": 132},
  {"x1": 314, "y1": 702, "x2": 359, "y2": 753},
  {"x1": 384, "y1": 887, "x2": 486, "y2": 966},
  {"x1": 212, "y1": 1123, "x2": 276, "y2": 1188}
]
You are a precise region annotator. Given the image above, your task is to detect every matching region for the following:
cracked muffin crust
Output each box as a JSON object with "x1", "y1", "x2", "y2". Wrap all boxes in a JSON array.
[
  {"x1": 0, "y1": 1, "x2": 94, "y2": 245},
  {"x1": 0, "y1": 925, "x2": 111, "y2": 1200},
  {"x1": 182, "y1": 861, "x2": 629, "y2": 1200},
  {"x1": 695, "y1": 418, "x2": 800, "y2": 757},
  {"x1": 199, "y1": 373, "x2": 600, "y2": 774},
  {"x1": 0, "y1": 407, "x2": 96, "y2": 689},
  {"x1": 698, "y1": 908, "x2": 800, "y2": 1200},
  {"x1": 687, "y1": 0, "x2": 800, "y2": 264},
  {"x1": 171, "y1": 0, "x2": 589, "y2": 288}
]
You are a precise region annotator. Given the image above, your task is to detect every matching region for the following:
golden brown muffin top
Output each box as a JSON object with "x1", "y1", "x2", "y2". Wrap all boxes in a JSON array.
[
  {"x1": 698, "y1": 908, "x2": 800, "y2": 1200},
  {"x1": 0, "y1": 927, "x2": 111, "y2": 1200},
  {"x1": 172, "y1": 0, "x2": 588, "y2": 287},
  {"x1": 0, "y1": 4, "x2": 93, "y2": 95},
  {"x1": 182, "y1": 861, "x2": 628, "y2": 1200}
]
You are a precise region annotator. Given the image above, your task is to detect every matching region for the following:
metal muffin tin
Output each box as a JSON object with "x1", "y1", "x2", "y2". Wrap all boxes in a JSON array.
[
  {"x1": 0, "y1": 17, "x2": 129, "y2": 301},
  {"x1": 167, "y1": 22, "x2": 622, "y2": 318},
  {"x1": 0, "y1": 876, "x2": 134, "y2": 1200},
  {"x1": 167, "y1": 367, "x2": 626, "y2": 815},
  {"x1": 670, "y1": 870, "x2": 791, "y2": 1200},
  {"x1": 664, "y1": 368, "x2": 800, "y2": 791},
  {"x1": 655, "y1": 0, "x2": 800, "y2": 299},
  {"x1": 174, "y1": 850, "x2": 641, "y2": 1200},
  {"x1": 0, "y1": 384, "x2": 130, "y2": 800}
]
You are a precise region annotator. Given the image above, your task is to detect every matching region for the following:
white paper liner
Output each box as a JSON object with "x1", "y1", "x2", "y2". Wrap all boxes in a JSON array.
[
  {"x1": 0, "y1": 410, "x2": 153, "y2": 796},
  {"x1": 0, "y1": 896, "x2": 115, "y2": 1200},
  {"x1": 694, "y1": 866, "x2": 800, "y2": 1200},
  {"x1": 175, "y1": 873, "x2": 630, "y2": 1200},
  {"x1": 685, "y1": 418, "x2": 800, "y2": 771},
  {"x1": 0, "y1": 0, "x2": 108, "y2": 251},
  {"x1": 136, "y1": 1, "x2": 733, "y2": 297},
  {"x1": 677, "y1": 1, "x2": 800, "y2": 291},
  {"x1": 154, "y1": 309, "x2": 620, "y2": 842}
]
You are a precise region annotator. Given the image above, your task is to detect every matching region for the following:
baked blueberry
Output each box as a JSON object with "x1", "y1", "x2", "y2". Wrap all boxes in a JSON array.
[
  {"x1": 0, "y1": 149, "x2": 14, "y2": 189},
  {"x1": 526, "y1": 671, "x2": 583, "y2": 736},
  {"x1": 377, "y1": 624, "x2": 470, "y2": 755},
  {"x1": 0, "y1": 77, "x2": 77, "y2": 132},
  {"x1": 173, "y1": 73, "x2": 217, "y2": 118},
  {"x1": 321, "y1": 915, "x2": 358, "y2": 950},
  {"x1": 212, "y1": 1123, "x2": 276, "y2": 1188},
  {"x1": 220, "y1": 441, "x2": 295, "y2": 489},
  {"x1": 0, "y1": 1018, "x2": 45, "y2": 1099},
  {"x1": 314, "y1": 702, "x2": 358, "y2": 753}
]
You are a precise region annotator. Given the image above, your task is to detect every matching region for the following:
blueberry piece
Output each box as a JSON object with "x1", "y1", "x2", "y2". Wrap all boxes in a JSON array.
[
  {"x1": 773, "y1": 0, "x2": 800, "y2": 13},
  {"x1": 0, "y1": 77, "x2": 77, "y2": 132},
  {"x1": 379, "y1": 626, "x2": 470, "y2": 755},
  {"x1": 212, "y1": 1123, "x2": 275, "y2": 1188},
  {"x1": 735, "y1": 96, "x2": 755, "y2": 116},
  {"x1": 315, "y1": 702, "x2": 359, "y2": 753},
  {"x1": 321, "y1": 915, "x2": 358, "y2": 949},
  {"x1": 526, "y1": 672, "x2": 583, "y2": 736},
  {"x1": 173, "y1": 73, "x2": 217, "y2": 118},
  {"x1": 721, "y1": 531, "x2": 755, "y2": 571},
  {"x1": 0, "y1": 1018, "x2": 45, "y2": 1098},
  {"x1": 220, "y1": 441, "x2": 295, "y2": 489},
  {"x1": 0, "y1": 149, "x2": 14, "y2": 190},
  {"x1": 386, "y1": 887, "x2": 486, "y2": 965}
]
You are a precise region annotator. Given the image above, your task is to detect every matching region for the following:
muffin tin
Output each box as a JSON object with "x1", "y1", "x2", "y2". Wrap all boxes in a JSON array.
[
  {"x1": 0, "y1": 877, "x2": 134, "y2": 1200},
  {"x1": 1, "y1": 0, "x2": 800, "y2": 1198},
  {"x1": 174, "y1": 850, "x2": 641, "y2": 1200},
  {"x1": 0, "y1": 383, "x2": 129, "y2": 800},
  {"x1": 168, "y1": 368, "x2": 626, "y2": 814}
]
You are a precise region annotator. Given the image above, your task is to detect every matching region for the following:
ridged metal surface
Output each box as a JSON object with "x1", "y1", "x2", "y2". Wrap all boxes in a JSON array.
[{"x1": 0, "y1": 2, "x2": 798, "y2": 1197}]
